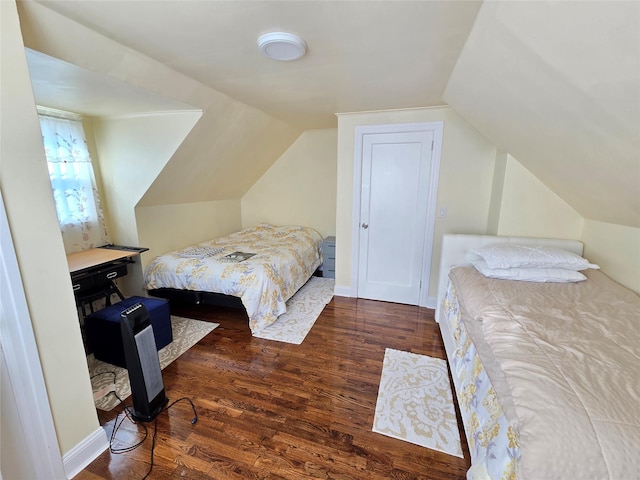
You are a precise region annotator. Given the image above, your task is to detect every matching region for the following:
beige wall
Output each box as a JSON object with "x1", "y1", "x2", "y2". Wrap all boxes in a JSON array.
[
  {"x1": 582, "y1": 220, "x2": 640, "y2": 294},
  {"x1": 0, "y1": 0, "x2": 100, "y2": 456},
  {"x1": 82, "y1": 118, "x2": 112, "y2": 228},
  {"x1": 485, "y1": 155, "x2": 638, "y2": 293},
  {"x1": 242, "y1": 129, "x2": 337, "y2": 238},
  {"x1": 443, "y1": 1, "x2": 639, "y2": 228},
  {"x1": 336, "y1": 107, "x2": 497, "y2": 299},
  {"x1": 90, "y1": 112, "x2": 202, "y2": 296},
  {"x1": 90, "y1": 112, "x2": 201, "y2": 244},
  {"x1": 139, "y1": 105, "x2": 300, "y2": 207},
  {"x1": 486, "y1": 151, "x2": 508, "y2": 234},
  {"x1": 136, "y1": 199, "x2": 242, "y2": 268},
  {"x1": 496, "y1": 155, "x2": 584, "y2": 239}
]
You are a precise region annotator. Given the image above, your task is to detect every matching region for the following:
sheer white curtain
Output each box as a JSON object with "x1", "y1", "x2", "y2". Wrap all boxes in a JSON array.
[{"x1": 39, "y1": 113, "x2": 110, "y2": 253}]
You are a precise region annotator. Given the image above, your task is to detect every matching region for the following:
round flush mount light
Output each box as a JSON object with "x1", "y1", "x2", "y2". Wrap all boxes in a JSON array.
[{"x1": 258, "y1": 32, "x2": 307, "y2": 61}]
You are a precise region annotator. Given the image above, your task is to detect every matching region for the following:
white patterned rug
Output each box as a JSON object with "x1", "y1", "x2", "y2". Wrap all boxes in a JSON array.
[
  {"x1": 88, "y1": 316, "x2": 218, "y2": 411},
  {"x1": 253, "y1": 276, "x2": 335, "y2": 344},
  {"x1": 373, "y1": 348, "x2": 463, "y2": 458}
]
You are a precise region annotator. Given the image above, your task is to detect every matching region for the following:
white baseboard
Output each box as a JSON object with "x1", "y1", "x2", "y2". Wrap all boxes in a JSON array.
[
  {"x1": 63, "y1": 427, "x2": 108, "y2": 479},
  {"x1": 333, "y1": 284, "x2": 356, "y2": 297},
  {"x1": 333, "y1": 285, "x2": 437, "y2": 310},
  {"x1": 424, "y1": 296, "x2": 437, "y2": 310}
]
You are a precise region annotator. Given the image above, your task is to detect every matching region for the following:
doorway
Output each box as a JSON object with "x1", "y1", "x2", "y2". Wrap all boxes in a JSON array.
[{"x1": 352, "y1": 122, "x2": 443, "y2": 306}]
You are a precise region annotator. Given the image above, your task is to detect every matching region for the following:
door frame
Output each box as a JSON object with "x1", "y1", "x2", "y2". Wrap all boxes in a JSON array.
[
  {"x1": 0, "y1": 190, "x2": 66, "y2": 479},
  {"x1": 351, "y1": 121, "x2": 443, "y2": 307}
]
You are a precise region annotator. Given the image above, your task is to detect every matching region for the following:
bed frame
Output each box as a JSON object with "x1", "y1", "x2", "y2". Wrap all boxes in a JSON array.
[
  {"x1": 148, "y1": 287, "x2": 246, "y2": 310},
  {"x1": 148, "y1": 268, "x2": 324, "y2": 311}
]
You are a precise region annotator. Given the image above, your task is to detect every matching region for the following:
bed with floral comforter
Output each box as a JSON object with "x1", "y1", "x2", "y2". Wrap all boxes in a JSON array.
[{"x1": 144, "y1": 224, "x2": 323, "y2": 334}]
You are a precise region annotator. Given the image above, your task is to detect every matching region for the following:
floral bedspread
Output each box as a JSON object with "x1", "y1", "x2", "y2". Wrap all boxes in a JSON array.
[
  {"x1": 144, "y1": 224, "x2": 323, "y2": 333},
  {"x1": 442, "y1": 282, "x2": 520, "y2": 480}
]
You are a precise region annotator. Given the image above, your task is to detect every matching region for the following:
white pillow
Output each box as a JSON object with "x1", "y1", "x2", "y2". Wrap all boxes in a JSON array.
[
  {"x1": 471, "y1": 258, "x2": 587, "y2": 283},
  {"x1": 467, "y1": 244, "x2": 599, "y2": 271}
]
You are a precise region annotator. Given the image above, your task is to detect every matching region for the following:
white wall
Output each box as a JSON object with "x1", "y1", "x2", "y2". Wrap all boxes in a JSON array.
[
  {"x1": 241, "y1": 129, "x2": 337, "y2": 238},
  {"x1": 336, "y1": 107, "x2": 497, "y2": 299}
]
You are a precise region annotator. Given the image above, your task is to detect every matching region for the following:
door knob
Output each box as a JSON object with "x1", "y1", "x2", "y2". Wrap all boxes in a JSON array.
[{"x1": 361, "y1": 223, "x2": 368, "y2": 229}]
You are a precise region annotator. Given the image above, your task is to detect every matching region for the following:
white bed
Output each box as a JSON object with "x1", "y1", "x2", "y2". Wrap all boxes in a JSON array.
[
  {"x1": 435, "y1": 234, "x2": 585, "y2": 355},
  {"x1": 435, "y1": 234, "x2": 640, "y2": 480}
]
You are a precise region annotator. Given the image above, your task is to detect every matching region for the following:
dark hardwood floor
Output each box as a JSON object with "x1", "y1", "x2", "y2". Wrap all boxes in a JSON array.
[{"x1": 78, "y1": 296, "x2": 471, "y2": 480}]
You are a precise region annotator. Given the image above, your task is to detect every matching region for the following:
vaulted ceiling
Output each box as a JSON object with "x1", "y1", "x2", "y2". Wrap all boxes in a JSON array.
[
  {"x1": 26, "y1": 0, "x2": 482, "y2": 128},
  {"x1": 21, "y1": 0, "x2": 640, "y2": 227},
  {"x1": 444, "y1": 1, "x2": 639, "y2": 227}
]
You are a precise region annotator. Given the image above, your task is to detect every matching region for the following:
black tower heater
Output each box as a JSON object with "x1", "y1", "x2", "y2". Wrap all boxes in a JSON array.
[{"x1": 120, "y1": 302, "x2": 168, "y2": 422}]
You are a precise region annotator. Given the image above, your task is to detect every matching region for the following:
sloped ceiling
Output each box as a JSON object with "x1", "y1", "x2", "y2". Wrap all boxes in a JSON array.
[
  {"x1": 21, "y1": 1, "x2": 639, "y2": 227},
  {"x1": 29, "y1": 0, "x2": 482, "y2": 129},
  {"x1": 18, "y1": 0, "x2": 301, "y2": 206},
  {"x1": 25, "y1": 48, "x2": 196, "y2": 116},
  {"x1": 444, "y1": 1, "x2": 640, "y2": 228}
]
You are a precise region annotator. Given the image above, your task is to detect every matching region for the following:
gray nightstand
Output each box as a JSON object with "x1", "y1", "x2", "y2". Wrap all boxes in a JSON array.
[{"x1": 322, "y1": 236, "x2": 336, "y2": 278}]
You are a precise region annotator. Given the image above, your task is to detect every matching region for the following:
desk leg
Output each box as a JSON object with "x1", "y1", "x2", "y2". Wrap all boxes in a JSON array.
[
  {"x1": 75, "y1": 281, "x2": 126, "y2": 317},
  {"x1": 108, "y1": 280, "x2": 125, "y2": 303}
]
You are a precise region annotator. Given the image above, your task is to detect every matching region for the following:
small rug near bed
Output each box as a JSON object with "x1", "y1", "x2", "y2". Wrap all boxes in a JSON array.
[
  {"x1": 253, "y1": 276, "x2": 335, "y2": 344},
  {"x1": 373, "y1": 348, "x2": 463, "y2": 458},
  {"x1": 88, "y1": 316, "x2": 218, "y2": 411}
]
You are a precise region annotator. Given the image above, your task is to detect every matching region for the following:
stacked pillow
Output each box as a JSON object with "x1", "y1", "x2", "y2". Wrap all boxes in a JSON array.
[{"x1": 467, "y1": 244, "x2": 599, "y2": 283}]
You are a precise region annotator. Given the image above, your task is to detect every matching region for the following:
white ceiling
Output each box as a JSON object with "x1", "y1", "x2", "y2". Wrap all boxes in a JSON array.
[{"x1": 30, "y1": 0, "x2": 483, "y2": 128}]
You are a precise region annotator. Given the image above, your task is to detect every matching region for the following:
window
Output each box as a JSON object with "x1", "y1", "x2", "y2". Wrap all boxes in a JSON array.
[{"x1": 38, "y1": 110, "x2": 110, "y2": 253}]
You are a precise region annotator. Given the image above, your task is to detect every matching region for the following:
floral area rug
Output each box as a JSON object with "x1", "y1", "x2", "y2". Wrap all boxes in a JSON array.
[
  {"x1": 253, "y1": 276, "x2": 335, "y2": 344},
  {"x1": 373, "y1": 348, "x2": 463, "y2": 458},
  {"x1": 88, "y1": 316, "x2": 218, "y2": 411}
]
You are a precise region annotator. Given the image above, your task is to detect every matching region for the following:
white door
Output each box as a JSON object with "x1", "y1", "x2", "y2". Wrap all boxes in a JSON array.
[{"x1": 357, "y1": 129, "x2": 435, "y2": 304}]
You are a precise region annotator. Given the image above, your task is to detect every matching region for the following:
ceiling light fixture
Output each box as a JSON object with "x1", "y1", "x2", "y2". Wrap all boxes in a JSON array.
[{"x1": 257, "y1": 32, "x2": 307, "y2": 61}]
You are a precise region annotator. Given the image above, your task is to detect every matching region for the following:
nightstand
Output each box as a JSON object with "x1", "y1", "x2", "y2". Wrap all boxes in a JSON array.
[{"x1": 322, "y1": 236, "x2": 336, "y2": 278}]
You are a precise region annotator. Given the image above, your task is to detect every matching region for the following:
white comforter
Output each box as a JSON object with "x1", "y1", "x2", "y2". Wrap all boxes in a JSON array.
[
  {"x1": 144, "y1": 224, "x2": 323, "y2": 333},
  {"x1": 449, "y1": 267, "x2": 640, "y2": 480}
]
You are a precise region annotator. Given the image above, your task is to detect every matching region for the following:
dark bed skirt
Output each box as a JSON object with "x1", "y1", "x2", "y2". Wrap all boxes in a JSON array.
[{"x1": 147, "y1": 288, "x2": 246, "y2": 310}]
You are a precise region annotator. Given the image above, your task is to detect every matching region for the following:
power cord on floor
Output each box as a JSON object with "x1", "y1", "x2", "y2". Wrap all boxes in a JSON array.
[
  {"x1": 91, "y1": 371, "x2": 123, "y2": 403},
  {"x1": 108, "y1": 396, "x2": 198, "y2": 480}
]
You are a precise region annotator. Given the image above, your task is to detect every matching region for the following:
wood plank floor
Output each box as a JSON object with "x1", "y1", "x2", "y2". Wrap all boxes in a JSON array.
[{"x1": 77, "y1": 296, "x2": 471, "y2": 480}]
